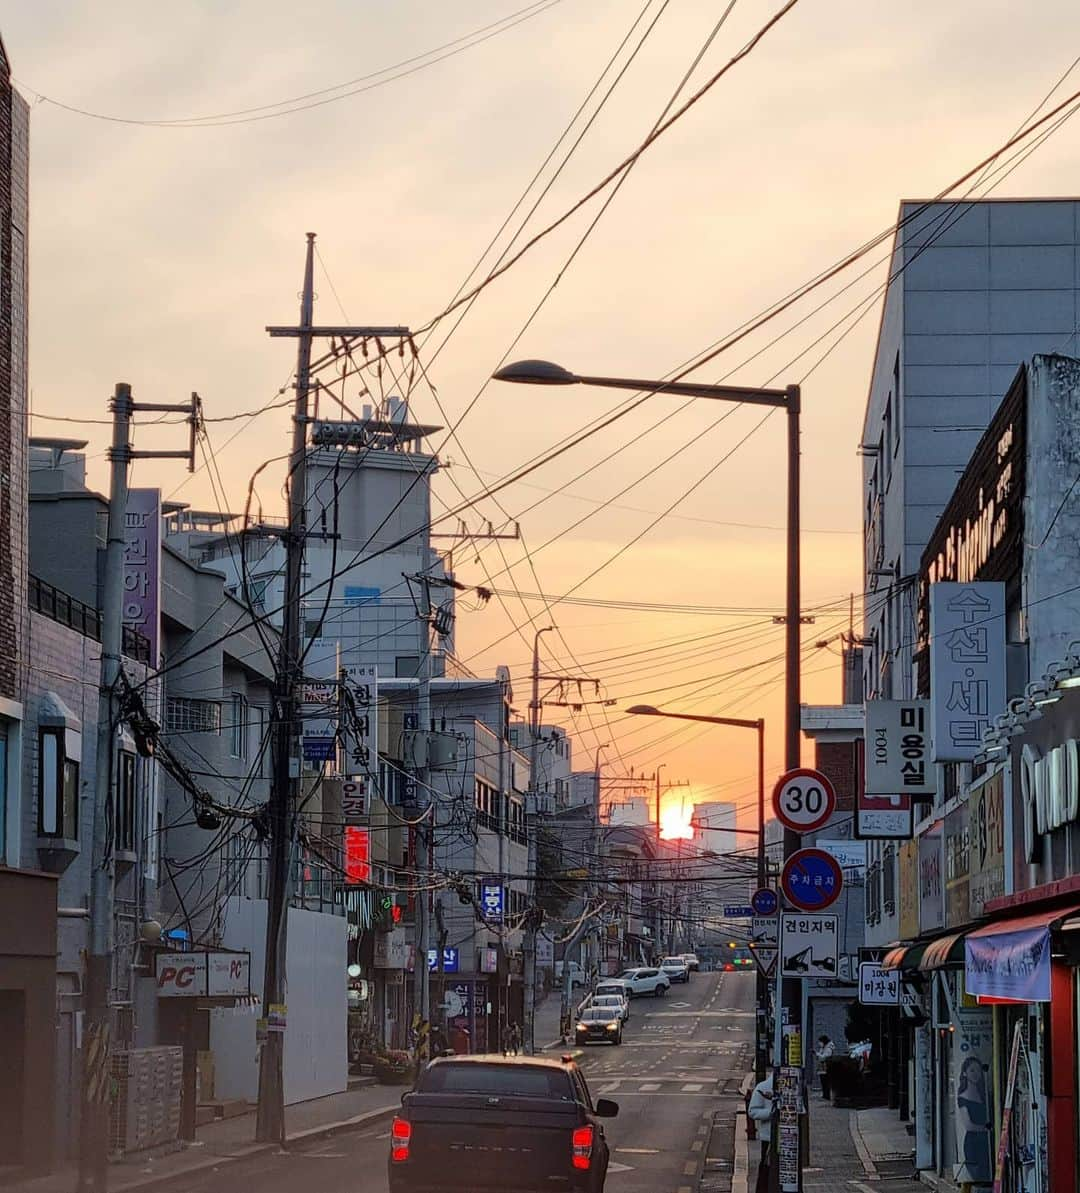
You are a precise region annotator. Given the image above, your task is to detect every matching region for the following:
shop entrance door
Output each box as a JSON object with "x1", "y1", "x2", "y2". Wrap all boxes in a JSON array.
[{"x1": 0, "y1": 991, "x2": 26, "y2": 1163}]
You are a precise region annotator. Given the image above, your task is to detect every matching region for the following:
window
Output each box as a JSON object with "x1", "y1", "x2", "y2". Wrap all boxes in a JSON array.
[
  {"x1": 116, "y1": 750, "x2": 136, "y2": 854},
  {"x1": 395, "y1": 656, "x2": 420, "y2": 678},
  {"x1": 245, "y1": 578, "x2": 268, "y2": 612},
  {"x1": 39, "y1": 727, "x2": 79, "y2": 839},
  {"x1": 249, "y1": 704, "x2": 266, "y2": 775},
  {"x1": 230, "y1": 694, "x2": 247, "y2": 760},
  {"x1": 165, "y1": 696, "x2": 221, "y2": 735}
]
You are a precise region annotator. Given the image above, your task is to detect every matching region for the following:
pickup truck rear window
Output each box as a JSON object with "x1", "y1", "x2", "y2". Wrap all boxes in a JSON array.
[{"x1": 419, "y1": 1064, "x2": 574, "y2": 1099}]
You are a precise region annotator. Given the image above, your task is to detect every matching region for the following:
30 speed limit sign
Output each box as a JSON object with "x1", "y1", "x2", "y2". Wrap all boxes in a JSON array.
[{"x1": 772, "y1": 768, "x2": 836, "y2": 832}]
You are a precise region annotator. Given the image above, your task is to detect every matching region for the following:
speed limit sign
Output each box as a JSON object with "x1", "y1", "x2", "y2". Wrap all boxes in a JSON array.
[{"x1": 772, "y1": 768, "x2": 836, "y2": 832}]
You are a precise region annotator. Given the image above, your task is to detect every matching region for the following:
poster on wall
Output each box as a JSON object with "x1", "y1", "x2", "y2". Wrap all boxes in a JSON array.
[
  {"x1": 948, "y1": 980, "x2": 993, "y2": 1186},
  {"x1": 929, "y1": 582, "x2": 1006, "y2": 761}
]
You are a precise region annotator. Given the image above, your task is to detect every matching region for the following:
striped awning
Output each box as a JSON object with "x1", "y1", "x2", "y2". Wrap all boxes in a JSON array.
[
  {"x1": 882, "y1": 942, "x2": 927, "y2": 972},
  {"x1": 919, "y1": 932, "x2": 967, "y2": 971}
]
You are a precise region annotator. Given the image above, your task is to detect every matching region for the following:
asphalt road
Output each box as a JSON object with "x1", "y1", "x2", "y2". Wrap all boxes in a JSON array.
[{"x1": 177, "y1": 969, "x2": 755, "y2": 1193}]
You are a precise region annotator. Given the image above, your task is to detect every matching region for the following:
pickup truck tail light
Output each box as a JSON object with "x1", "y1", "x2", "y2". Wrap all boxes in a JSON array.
[
  {"x1": 571, "y1": 1124, "x2": 594, "y2": 1170},
  {"x1": 391, "y1": 1116, "x2": 412, "y2": 1162}
]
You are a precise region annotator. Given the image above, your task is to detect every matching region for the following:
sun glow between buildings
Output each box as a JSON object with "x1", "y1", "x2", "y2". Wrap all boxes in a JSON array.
[{"x1": 659, "y1": 800, "x2": 694, "y2": 841}]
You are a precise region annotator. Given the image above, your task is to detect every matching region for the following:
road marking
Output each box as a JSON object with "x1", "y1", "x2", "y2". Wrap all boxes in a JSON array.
[
  {"x1": 691, "y1": 1140, "x2": 704, "y2": 1152},
  {"x1": 639, "y1": 1082, "x2": 661, "y2": 1091},
  {"x1": 682, "y1": 1082, "x2": 704, "y2": 1092},
  {"x1": 684, "y1": 1159, "x2": 697, "y2": 1175},
  {"x1": 616, "y1": 1147, "x2": 660, "y2": 1155},
  {"x1": 607, "y1": 1161, "x2": 634, "y2": 1173},
  {"x1": 598, "y1": 1081, "x2": 620, "y2": 1093}
]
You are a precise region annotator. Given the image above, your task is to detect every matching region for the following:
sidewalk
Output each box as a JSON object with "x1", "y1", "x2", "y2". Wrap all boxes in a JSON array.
[
  {"x1": 732, "y1": 1089, "x2": 916, "y2": 1192},
  {"x1": 3, "y1": 1081, "x2": 401, "y2": 1193}
]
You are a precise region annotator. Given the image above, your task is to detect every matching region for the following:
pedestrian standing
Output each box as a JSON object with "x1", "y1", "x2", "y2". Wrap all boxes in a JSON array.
[
  {"x1": 747, "y1": 1071, "x2": 775, "y2": 1193},
  {"x1": 815, "y1": 1035, "x2": 835, "y2": 1099}
]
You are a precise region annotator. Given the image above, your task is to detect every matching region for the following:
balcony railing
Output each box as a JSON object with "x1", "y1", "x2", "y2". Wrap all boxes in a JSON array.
[{"x1": 30, "y1": 575, "x2": 152, "y2": 663}]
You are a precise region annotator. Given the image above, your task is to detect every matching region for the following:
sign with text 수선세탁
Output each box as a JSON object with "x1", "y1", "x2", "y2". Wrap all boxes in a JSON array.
[
  {"x1": 779, "y1": 913, "x2": 839, "y2": 979},
  {"x1": 864, "y1": 700, "x2": 934, "y2": 796},
  {"x1": 929, "y1": 582, "x2": 1006, "y2": 761}
]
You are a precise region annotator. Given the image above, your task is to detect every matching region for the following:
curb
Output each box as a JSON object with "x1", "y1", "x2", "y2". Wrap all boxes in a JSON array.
[
  {"x1": 81, "y1": 1105, "x2": 402, "y2": 1193},
  {"x1": 848, "y1": 1109, "x2": 878, "y2": 1179},
  {"x1": 731, "y1": 1110, "x2": 749, "y2": 1193}
]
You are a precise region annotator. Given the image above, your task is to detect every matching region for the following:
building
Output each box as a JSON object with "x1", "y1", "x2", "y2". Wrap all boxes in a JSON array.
[
  {"x1": 694, "y1": 800, "x2": 738, "y2": 854},
  {"x1": 508, "y1": 721, "x2": 572, "y2": 811},
  {"x1": 170, "y1": 398, "x2": 456, "y2": 680}
]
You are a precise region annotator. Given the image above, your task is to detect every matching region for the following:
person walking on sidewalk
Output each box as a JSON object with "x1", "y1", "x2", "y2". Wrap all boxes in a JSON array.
[
  {"x1": 747, "y1": 1071, "x2": 775, "y2": 1193},
  {"x1": 815, "y1": 1035, "x2": 835, "y2": 1099}
]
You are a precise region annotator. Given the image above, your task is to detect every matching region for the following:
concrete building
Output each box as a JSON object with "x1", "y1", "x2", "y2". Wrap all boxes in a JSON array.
[
  {"x1": 694, "y1": 800, "x2": 738, "y2": 854},
  {"x1": 508, "y1": 721, "x2": 572, "y2": 811},
  {"x1": 169, "y1": 399, "x2": 455, "y2": 681}
]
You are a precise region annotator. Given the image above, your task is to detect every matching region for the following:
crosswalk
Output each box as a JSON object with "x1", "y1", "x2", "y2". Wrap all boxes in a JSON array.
[{"x1": 591, "y1": 1076, "x2": 718, "y2": 1095}]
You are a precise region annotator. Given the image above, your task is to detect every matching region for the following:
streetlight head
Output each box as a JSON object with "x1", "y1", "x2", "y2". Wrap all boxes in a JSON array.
[
  {"x1": 626, "y1": 704, "x2": 661, "y2": 716},
  {"x1": 491, "y1": 359, "x2": 578, "y2": 386}
]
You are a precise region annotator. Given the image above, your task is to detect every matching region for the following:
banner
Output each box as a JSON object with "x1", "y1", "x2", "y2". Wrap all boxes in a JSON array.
[
  {"x1": 965, "y1": 924, "x2": 1052, "y2": 1002},
  {"x1": 124, "y1": 488, "x2": 161, "y2": 662}
]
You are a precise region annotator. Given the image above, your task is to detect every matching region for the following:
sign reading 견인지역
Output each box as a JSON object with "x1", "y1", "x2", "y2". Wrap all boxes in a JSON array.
[{"x1": 779, "y1": 913, "x2": 839, "y2": 979}]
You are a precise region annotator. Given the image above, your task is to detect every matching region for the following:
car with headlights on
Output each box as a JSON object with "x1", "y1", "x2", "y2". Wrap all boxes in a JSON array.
[{"x1": 576, "y1": 1006, "x2": 623, "y2": 1045}]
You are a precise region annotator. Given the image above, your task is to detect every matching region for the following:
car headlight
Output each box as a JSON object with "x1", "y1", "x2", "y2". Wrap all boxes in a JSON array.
[
  {"x1": 576, "y1": 1024, "x2": 587, "y2": 1032},
  {"x1": 605, "y1": 1023, "x2": 618, "y2": 1031}
]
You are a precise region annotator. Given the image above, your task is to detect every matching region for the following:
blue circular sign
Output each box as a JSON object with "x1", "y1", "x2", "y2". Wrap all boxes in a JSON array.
[
  {"x1": 780, "y1": 848, "x2": 844, "y2": 912},
  {"x1": 751, "y1": 887, "x2": 778, "y2": 916}
]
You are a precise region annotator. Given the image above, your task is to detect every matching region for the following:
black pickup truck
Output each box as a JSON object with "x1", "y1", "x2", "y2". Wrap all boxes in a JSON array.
[{"x1": 387, "y1": 1054, "x2": 619, "y2": 1193}]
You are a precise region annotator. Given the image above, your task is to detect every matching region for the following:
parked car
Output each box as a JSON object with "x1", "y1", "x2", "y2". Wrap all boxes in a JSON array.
[
  {"x1": 617, "y1": 967, "x2": 670, "y2": 997},
  {"x1": 576, "y1": 1006, "x2": 623, "y2": 1045},
  {"x1": 660, "y1": 956, "x2": 691, "y2": 983},
  {"x1": 389, "y1": 1054, "x2": 618, "y2": 1192},
  {"x1": 589, "y1": 994, "x2": 630, "y2": 1023},
  {"x1": 681, "y1": 953, "x2": 701, "y2": 971},
  {"x1": 555, "y1": 960, "x2": 587, "y2": 987},
  {"x1": 594, "y1": 979, "x2": 632, "y2": 1013}
]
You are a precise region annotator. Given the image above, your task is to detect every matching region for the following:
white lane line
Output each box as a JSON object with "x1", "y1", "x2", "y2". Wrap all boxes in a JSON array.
[
  {"x1": 639, "y1": 1082, "x2": 661, "y2": 1091},
  {"x1": 681, "y1": 1082, "x2": 704, "y2": 1092},
  {"x1": 597, "y1": 1081, "x2": 620, "y2": 1093}
]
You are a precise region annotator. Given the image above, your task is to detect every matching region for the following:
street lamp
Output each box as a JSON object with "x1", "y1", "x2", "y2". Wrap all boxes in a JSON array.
[
  {"x1": 493, "y1": 361, "x2": 801, "y2": 771},
  {"x1": 627, "y1": 703, "x2": 769, "y2": 1081}
]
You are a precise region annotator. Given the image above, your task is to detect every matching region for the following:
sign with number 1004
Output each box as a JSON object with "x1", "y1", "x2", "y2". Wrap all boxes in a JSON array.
[{"x1": 772, "y1": 767, "x2": 836, "y2": 832}]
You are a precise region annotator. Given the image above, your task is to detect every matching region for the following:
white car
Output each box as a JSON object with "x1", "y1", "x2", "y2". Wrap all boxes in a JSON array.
[
  {"x1": 660, "y1": 956, "x2": 691, "y2": 983},
  {"x1": 555, "y1": 960, "x2": 587, "y2": 987},
  {"x1": 618, "y1": 967, "x2": 670, "y2": 998},
  {"x1": 590, "y1": 993, "x2": 631, "y2": 1023},
  {"x1": 595, "y1": 979, "x2": 632, "y2": 1003},
  {"x1": 681, "y1": 953, "x2": 701, "y2": 972}
]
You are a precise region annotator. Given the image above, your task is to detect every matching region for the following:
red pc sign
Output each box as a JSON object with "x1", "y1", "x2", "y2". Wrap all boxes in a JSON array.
[{"x1": 155, "y1": 952, "x2": 207, "y2": 997}]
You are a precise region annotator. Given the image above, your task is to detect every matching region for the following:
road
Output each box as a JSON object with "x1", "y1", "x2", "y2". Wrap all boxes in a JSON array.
[{"x1": 177, "y1": 969, "x2": 754, "y2": 1193}]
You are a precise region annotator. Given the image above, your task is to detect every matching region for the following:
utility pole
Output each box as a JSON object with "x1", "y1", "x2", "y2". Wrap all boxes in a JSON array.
[
  {"x1": 523, "y1": 625, "x2": 554, "y2": 1054},
  {"x1": 256, "y1": 232, "x2": 317, "y2": 1145},
  {"x1": 79, "y1": 384, "x2": 197, "y2": 1193},
  {"x1": 255, "y1": 237, "x2": 409, "y2": 1139},
  {"x1": 411, "y1": 575, "x2": 433, "y2": 1044},
  {"x1": 591, "y1": 744, "x2": 610, "y2": 979}
]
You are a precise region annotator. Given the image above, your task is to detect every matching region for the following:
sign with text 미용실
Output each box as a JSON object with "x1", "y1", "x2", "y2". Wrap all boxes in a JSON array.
[
  {"x1": 865, "y1": 700, "x2": 934, "y2": 797},
  {"x1": 929, "y1": 582, "x2": 1006, "y2": 761}
]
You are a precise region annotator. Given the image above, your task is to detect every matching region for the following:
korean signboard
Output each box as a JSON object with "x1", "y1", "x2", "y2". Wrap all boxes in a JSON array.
[
  {"x1": 944, "y1": 802, "x2": 970, "y2": 929},
  {"x1": 344, "y1": 826, "x2": 370, "y2": 885},
  {"x1": 898, "y1": 839, "x2": 920, "y2": 939},
  {"x1": 342, "y1": 664, "x2": 378, "y2": 791},
  {"x1": 301, "y1": 680, "x2": 337, "y2": 764},
  {"x1": 779, "y1": 913, "x2": 839, "y2": 979},
  {"x1": 156, "y1": 951, "x2": 251, "y2": 998},
  {"x1": 480, "y1": 882, "x2": 504, "y2": 922},
  {"x1": 427, "y1": 948, "x2": 460, "y2": 973},
  {"x1": 929, "y1": 582, "x2": 1006, "y2": 761},
  {"x1": 966, "y1": 923, "x2": 1052, "y2": 1002},
  {"x1": 124, "y1": 488, "x2": 161, "y2": 662},
  {"x1": 918, "y1": 820, "x2": 944, "y2": 933},
  {"x1": 374, "y1": 928, "x2": 408, "y2": 969},
  {"x1": 856, "y1": 787, "x2": 914, "y2": 840},
  {"x1": 858, "y1": 963, "x2": 900, "y2": 1006},
  {"x1": 865, "y1": 700, "x2": 934, "y2": 797},
  {"x1": 969, "y1": 771, "x2": 1005, "y2": 915}
]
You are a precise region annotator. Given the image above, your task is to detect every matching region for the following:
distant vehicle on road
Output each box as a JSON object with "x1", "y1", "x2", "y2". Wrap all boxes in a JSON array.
[
  {"x1": 617, "y1": 967, "x2": 670, "y2": 997},
  {"x1": 594, "y1": 978, "x2": 632, "y2": 1002},
  {"x1": 589, "y1": 993, "x2": 630, "y2": 1023},
  {"x1": 576, "y1": 1006, "x2": 624, "y2": 1045},
  {"x1": 681, "y1": 952, "x2": 701, "y2": 971},
  {"x1": 389, "y1": 1054, "x2": 618, "y2": 1192},
  {"x1": 660, "y1": 956, "x2": 691, "y2": 983}
]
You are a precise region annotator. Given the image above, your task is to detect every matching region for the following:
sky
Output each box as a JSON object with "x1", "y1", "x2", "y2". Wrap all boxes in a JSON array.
[{"x1": 6, "y1": 0, "x2": 1080, "y2": 834}]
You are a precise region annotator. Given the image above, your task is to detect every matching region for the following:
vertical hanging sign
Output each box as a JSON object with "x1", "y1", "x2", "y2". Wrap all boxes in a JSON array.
[
  {"x1": 342, "y1": 664, "x2": 378, "y2": 799},
  {"x1": 124, "y1": 488, "x2": 161, "y2": 662},
  {"x1": 929, "y1": 582, "x2": 1006, "y2": 761}
]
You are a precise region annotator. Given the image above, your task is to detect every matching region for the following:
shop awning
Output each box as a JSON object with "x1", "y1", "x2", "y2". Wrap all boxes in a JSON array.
[
  {"x1": 965, "y1": 902, "x2": 1080, "y2": 1003},
  {"x1": 919, "y1": 932, "x2": 967, "y2": 971},
  {"x1": 882, "y1": 942, "x2": 927, "y2": 972}
]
